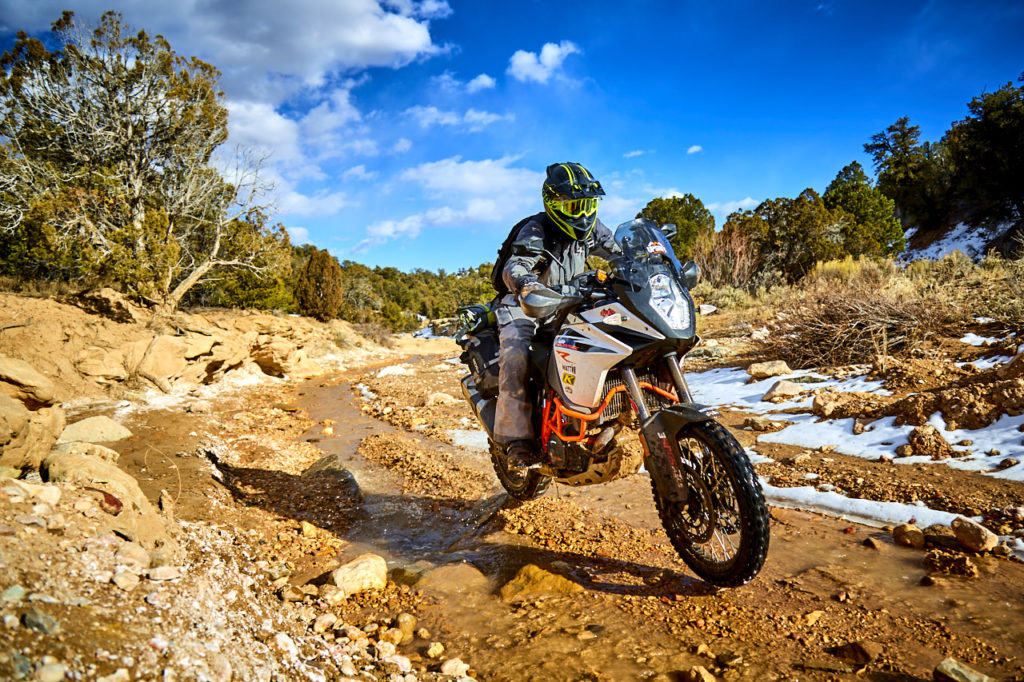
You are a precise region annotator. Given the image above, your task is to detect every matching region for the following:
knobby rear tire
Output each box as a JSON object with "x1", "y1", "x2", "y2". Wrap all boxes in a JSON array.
[
  {"x1": 489, "y1": 440, "x2": 551, "y2": 501},
  {"x1": 651, "y1": 419, "x2": 770, "y2": 587}
]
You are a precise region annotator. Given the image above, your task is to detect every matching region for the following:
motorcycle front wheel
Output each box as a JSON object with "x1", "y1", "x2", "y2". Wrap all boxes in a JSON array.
[
  {"x1": 488, "y1": 440, "x2": 551, "y2": 501},
  {"x1": 651, "y1": 420, "x2": 770, "y2": 587}
]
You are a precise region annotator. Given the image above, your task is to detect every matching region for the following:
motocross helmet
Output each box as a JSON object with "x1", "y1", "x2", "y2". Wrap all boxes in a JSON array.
[{"x1": 543, "y1": 162, "x2": 605, "y2": 241}]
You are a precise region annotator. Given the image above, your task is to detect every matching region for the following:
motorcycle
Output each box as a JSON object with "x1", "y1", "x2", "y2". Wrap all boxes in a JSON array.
[{"x1": 457, "y1": 218, "x2": 769, "y2": 587}]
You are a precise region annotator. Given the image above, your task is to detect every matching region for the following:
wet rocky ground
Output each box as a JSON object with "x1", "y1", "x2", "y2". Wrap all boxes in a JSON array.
[{"x1": 3, "y1": 324, "x2": 1023, "y2": 681}]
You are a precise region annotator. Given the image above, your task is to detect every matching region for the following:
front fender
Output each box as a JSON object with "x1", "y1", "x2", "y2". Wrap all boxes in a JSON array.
[{"x1": 640, "y1": 404, "x2": 713, "y2": 504}]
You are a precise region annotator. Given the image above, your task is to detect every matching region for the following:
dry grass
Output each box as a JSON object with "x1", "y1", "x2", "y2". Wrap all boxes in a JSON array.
[
  {"x1": 754, "y1": 254, "x2": 996, "y2": 368},
  {"x1": 354, "y1": 322, "x2": 394, "y2": 348}
]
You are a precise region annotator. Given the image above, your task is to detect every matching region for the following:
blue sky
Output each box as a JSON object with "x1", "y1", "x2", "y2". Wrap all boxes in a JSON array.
[{"x1": 2, "y1": 1, "x2": 1022, "y2": 272}]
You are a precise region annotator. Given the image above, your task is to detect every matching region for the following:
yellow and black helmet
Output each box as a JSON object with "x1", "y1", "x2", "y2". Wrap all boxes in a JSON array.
[{"x1": 543, "y1": 162, "x2": 605, "y2": 241}]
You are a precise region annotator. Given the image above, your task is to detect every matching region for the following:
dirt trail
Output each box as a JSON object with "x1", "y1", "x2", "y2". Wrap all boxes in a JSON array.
[{"x1": 4, "y1": 325, "x2": 1023, "y2": 681}]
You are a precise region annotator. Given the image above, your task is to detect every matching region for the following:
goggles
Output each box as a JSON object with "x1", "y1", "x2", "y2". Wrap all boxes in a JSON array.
[{"x1": 550, "y1": 196, "x2": 599, "y2": 218}]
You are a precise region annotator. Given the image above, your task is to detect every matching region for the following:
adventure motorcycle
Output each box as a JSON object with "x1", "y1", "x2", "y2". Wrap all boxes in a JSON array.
[{"x1": 457, "y1": 218, "x2": 769, "y2": 587}]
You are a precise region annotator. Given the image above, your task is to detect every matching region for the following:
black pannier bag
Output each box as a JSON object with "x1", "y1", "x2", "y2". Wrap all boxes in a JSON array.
[{"x1": 456, "y1": 304, "x2": 499, "y2": 399}]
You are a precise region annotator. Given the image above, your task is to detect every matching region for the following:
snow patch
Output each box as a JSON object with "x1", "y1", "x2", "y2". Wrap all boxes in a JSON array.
[
  {"x1": 377, "y1": 364, "x2": 414, "y2": 377},
  {"x1": 960, "y1": 333, "x2": 1001, "y2": 346}
]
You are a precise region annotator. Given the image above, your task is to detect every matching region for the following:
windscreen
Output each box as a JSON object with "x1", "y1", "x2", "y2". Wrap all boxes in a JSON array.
[{"x1": 613, "y1": 218, "x2": 684, "y2": 279}]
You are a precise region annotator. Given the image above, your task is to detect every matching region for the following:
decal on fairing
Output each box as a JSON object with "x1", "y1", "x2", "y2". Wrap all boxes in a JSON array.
[
  {"x1": 561, "y1": 372, "x2": 576, "y2": 386},
  {"x1": 646, "y1": 241, "x2": 667, "y2": 255}
]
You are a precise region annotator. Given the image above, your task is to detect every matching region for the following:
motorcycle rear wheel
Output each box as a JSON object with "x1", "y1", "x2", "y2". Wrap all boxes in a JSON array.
[
  {"x1": 651, "y1": 420, "x2": 769, "y2": 587},
  {"x1": 489, "y1": 440, "x2": 552, "y2": 501}
]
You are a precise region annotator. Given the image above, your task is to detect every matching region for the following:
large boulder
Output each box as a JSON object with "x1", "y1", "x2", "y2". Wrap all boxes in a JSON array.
[
  {"x1": 59, "y1": 416, "x2": 132, "y2": 444},
  {"x1": 0, "y1": 398, "x2": 65, "y2": 471},
  {"x1": 907, "y1": 425, "x2": 954, "y2": 460},
  {"x1": 136, "y1": 336, "x2": 190, "y2": 391},
  {"x1": 74, "y1": 346, "x2": 128, "y2": 381},
  {"x1": 42, "y1": 451, "x2": 176, "y2": 553},
  {"x1": 761, "y1": 380, "x2": 804, "y2": 402},
  {"x1": 951, "y1": 516, "x2": 998, "y2": 552},
  {"x1": 0, "y1": 356, "x2": 57, "y2": 407}
]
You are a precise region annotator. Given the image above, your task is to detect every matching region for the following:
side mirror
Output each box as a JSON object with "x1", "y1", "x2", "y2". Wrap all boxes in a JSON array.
[
  {"x1": 660, "y1": 223, "x2": 678, "y2": 240},
  {"x1": 519, "y1": 286, "x2": 564, "y2": 319},
  {"x1": 681, "y1": 260, "x2": 699, "y2": 290}
]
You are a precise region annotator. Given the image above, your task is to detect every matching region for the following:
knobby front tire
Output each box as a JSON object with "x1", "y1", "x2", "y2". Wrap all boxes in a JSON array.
[
  {"x1": 651, "y1": 420, "x2": 770, "y2": 587},
  {"x1": 489, "y1": 440, "x2": 552, "y2": 501}
]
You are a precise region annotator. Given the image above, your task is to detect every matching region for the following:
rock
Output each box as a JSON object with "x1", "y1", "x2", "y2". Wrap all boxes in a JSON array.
[
  {"x1": 112, "y1": 571, "x2": 140, "y2": 591},
  {"x1": 96, "y1": 670, "x2": 130, "y2": 682},
  {"x1": 42, "y1": 451, "x2": 175, "y2": 553},
  {"x1": 4, "y1": 479, "x2": 61, "y2": 506},
  {"x1": 2, "y1": 585, "x2": 25, "y2": 602},
  {"x1": 908, "y1": 425, "x2": 954, "y2": 460},
  {"x1": 424, "y1": 392, "x2": 459, "y2": 406},
  {"x1": 59, "y1": 416, "x2": 132, "y2": 443},
  {"x1": 396, "y1": 612, "x2": 416, "y2": 639},
  {"x1": 715, "y1": 652, "x2": 743, "y2": 667},
  {"x1": 893, "y1": 524, "x2": 926, "y2": 549},
  {"x1": 0, "y1": 399, "x2": 65, "y2": 471},
  {"x1": 834, "y1": 640, "x2": 883, "y2": 664},
  {"x1": 761, "y1": 380, "x2": 804, "y2": 402},
  {"x1": 923, "y1": 525, "x2": 961, "y2": 550},
  {"x1": 330, "y1": 553, "x2": 388, "y2": 599},
  {"x1": 279, "y1": 585, "x2": 305, "y2": 602},
  {"x1": 996, "y1": 351, "x2": 1024, "y2": 380},
  {"x1": 380, "y1": 627, "x2": 404, "y2": 645},
  {"x1": 747, "y1": 360, "x2": 792, "y2": 380},
  {"x1": 312, "y1": 614, "x2": 337, "y2": 633},
  {"x1": 426, "y1": 641, "x2": 445, "y2": 659},
  {"x1": 22, "y1": 608, "x2": 59, "y2": 635},
  {"x1": 137, "y1": 335, "x2": 191, "y2": 389},
  {"x1": 417, "y1": 563, "x2": 491, "y2": 596},
  {"x1": 683, "y1": 666, "x2": 717, "y2": 682},
  {"x1": 440, "y1": 658, "x2": 470, "y2": 677},
  {"x1": 74, "y1": 346, "x2": 128, "y2": 381},
  {"x1": 499, "y1": 564, "x2": 583, "y2": 602},
  {"x1": 895, "y1": 444, "x2": 914, "y2": 457},
  {"x1": 116, "y1": 542, "x2": 152, "y2": 571},
  {"x1": 274, "y1": 633, "x2": 300, "y2": 661},
  {"x1": 862, "y1": 537, "x2": 883, "y2": 550},
  {"x1": 51, "y1": 441, "x2": 121, "y2": 463},
  {"x1": 743, "y1": 415, "x2": 787, "y2": 431},
  {"x1": 698, "y1": 304, "x2": 718, "y2": 315},
  {"x1": 934, "y1": 657, "x2": 996, "y2": 682},
  {"x1": 781, "y1": 453, "x2": 812, "y2": 466},
  {"x1": 951, "y1": 516, "x2": 998, "y2": 552},
  {"x1": 34, "y1": 663, "x2": 68, "y2": 682},
  {"x1": 996, "y1": 457, "x2": 1019, "y2": 470},
  {"x1": 0, "y1": 356, "x2": 57, "y2": 407},
  {"x1": 147, "y1": 566, "x2": 181, "y2": 581}
]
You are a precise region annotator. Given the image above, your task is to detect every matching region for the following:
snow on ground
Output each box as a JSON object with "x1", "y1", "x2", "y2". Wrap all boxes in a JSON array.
[
  {"x1": 687, "y1": 367, "x2": 888, "y2": 415},
  {"x1": 900, "y1": 222, "x2": 993, "y2": 262},
  {"x1": 688, "y1": 364, "x2": 1024, "y2": 480},
  {"x1": 448, "y1": 429, "x2": 490, "y2": 451},
  {"x1": 759, "y1": 479, "x2": 966, "y2": 528},
  {"x1": 960, "y1": 332, "x2": 1002, "y2": 346},
  {"x1": 377, "y1": 364, "x2": 415, "y2": 377}
]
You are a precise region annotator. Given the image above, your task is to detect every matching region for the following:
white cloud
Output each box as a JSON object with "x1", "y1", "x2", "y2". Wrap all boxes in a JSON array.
[
  {"x1": 342, "y1": 164, "x2": 378, "y2": 181},
  {"x1": 687, "y1": 145, "x2": 704, "y2": 155},
  {"x1": 466, "y1": 73, "x2": 496, "y2": 92},
  {"x1": 706, "y1": 197, "x2": 759, "y2": 215},
  {"x1": 432, "y1": 71, "x2": 496, "y2": 94},
  {"x1": 392, "y1": 138, "x2": 413, "y2": 153},
  {"x1": 507, "y1": 40, "x2": 581, "y2": 84},
  {"x1": 623, "y1": 150, "x2": 644, "y2": 159},
  {"x1": 404, "y1": 105, "x2": 513, "y2": 131},
  {"x1": 287, "y1": 226, "x2": 311, "y2": 244},
  {"x1": 354, "y1": 156, "x2": 543, "y2": 252},
  {"x1": 401, "y1": 155, "x2": 540, "y2": 198}
]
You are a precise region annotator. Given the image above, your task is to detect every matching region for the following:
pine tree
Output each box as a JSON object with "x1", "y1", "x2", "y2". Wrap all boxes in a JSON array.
[{"x1": 294, "y1": 248, "x2": 344, "y2": 322}]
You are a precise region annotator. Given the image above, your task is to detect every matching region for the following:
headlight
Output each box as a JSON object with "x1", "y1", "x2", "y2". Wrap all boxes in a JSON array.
[{"x1": 648, "y1": 274, "x2": 691, "y2": 330}]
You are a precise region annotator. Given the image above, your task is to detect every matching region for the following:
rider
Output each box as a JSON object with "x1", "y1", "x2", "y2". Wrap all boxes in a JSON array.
[{"x1": 495, "y1": 162, "x2": 622, "y2": 469}]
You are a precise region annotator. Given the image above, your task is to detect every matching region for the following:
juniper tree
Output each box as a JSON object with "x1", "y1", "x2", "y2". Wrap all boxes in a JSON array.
[{"x1": 0, "y1": 11, "x2": 287, "y2": 311}]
